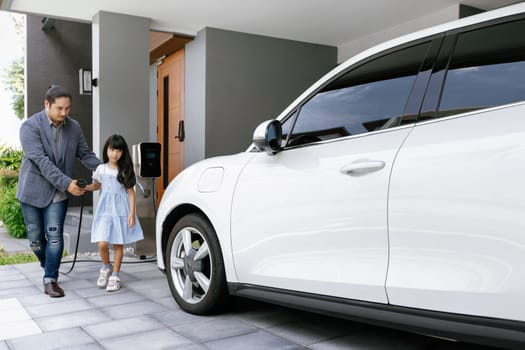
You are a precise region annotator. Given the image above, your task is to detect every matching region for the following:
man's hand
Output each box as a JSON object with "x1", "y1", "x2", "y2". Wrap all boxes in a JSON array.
[{"x1": 67, "y1": 179, "x2": 87, "y2": 196}]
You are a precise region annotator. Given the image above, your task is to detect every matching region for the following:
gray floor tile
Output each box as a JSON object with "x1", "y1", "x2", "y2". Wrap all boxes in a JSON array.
[
  {"x1": 265, "y1": 315, "x2": 358, "y2": 347},
  {"x1": 87, "y1": 290, "x2": 145, "y2": 307},
  {"x1": 6, "y1": 328, "x2": 95, "y2": 350},
  {"x1": 231, "y1": 305, "x2": 307, "y2": 330},
  {"x1": 125, "y1": 276, "x2": 169, "y2": 292},
  {"x1": 149, "y1": 310, "x2": 211, "y2": 327},
  {"x1": 172, "y1": 317, "x2": 257, "y2": 343},
  {"x1": 74, "y1": 285, "x2": 113, "y2": 298},
  {"x1": 84, "y1": 315, "x2": 164, "y2": 340},
  {"x1": 17, "y1": 291, "x2": 81, "y2": 307},
  {"x1": 0, "y1": 279, "x2": 33, "y2": 289},
  {"x1": 0, "y1": 271, "x2": 26, "y2": 282},
  {"x1": 55, "y1": 343, "x2": 105, "y2": 350},
  {"x1": 308, "y1": 329, "x2": 434, "y2": 350},
  {"x1": 0, "y1": 341, "x2": 8, "y2": 350},
  {"x1": 34, "y1": 309, "x2": 111, "y2": 331},
  {"x1": 102, "y1": 300, "x2": 167, "y2": 319},
  {"x1": 58, "y1": 278, "x2": 94, "y2": 290},
  {"x1": 154, "y1": 295, "x2": 180, "y2": 309},
  {"x1": 25, "y1": 299, "x2": 93, "y2": 318},
  {"x1": 12, "y1": 262, "x2": 41, "y2": 272},
  {"x1": 204, "y1": 330, "x2": 300, "y2": 350},
  {"x1": 99, "y1": 328, "x2": 195, "y2": 350},
  {"x1": 0, "y1": 286, "x2": 41, "y2": 298}
]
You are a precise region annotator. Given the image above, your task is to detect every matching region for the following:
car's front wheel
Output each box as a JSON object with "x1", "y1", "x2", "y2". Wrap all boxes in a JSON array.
[{"x1": 165, "y1": 213, "x2": 230, "y2": 314}]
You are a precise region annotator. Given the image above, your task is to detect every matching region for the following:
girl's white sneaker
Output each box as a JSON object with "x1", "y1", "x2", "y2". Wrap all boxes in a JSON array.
[
  {"x1": 97, "y1": 267, "x2": 112, "y2": 288},
  {"x1": 106, "y1": 276, "x2": 121, "y2": 292}
]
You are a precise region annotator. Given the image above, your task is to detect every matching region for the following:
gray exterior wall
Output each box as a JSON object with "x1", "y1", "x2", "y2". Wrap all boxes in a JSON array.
[
  {"x1": 185, "y1": 27, "x2": 337, "y2": 162},
  {"x1": 184, "y1": 30, "x2": 207, "y2": 167},
  {"x1": 92, "y1": 11, "x2": 150, "y2": 155},
  {"x1": 26, "y1": 15, "x2": 94, "y2": 206}
]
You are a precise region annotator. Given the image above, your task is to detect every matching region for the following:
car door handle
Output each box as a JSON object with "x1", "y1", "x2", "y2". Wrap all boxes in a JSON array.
[{"x1": 340, "y1": 160, "x2": 385, "y2": 175}]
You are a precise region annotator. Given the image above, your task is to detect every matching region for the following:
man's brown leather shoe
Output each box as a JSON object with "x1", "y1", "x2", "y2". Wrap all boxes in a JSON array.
[{"x1": 44, "y1": 282, "x2": 65, "y2": 298}]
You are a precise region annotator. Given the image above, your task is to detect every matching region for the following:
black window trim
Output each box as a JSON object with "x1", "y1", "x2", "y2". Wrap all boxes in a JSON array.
[{"x1": 418, "y1": 12, "x2": 525, "y2": 122}]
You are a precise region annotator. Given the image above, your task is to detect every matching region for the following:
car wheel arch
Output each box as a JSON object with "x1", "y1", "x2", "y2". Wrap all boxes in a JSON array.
[{"x1": 162, "y1": 204, "x2": 214, "y2": 266}]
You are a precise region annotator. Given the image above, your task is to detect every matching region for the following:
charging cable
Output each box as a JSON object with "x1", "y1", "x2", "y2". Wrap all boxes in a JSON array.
[{"x1": 60, "y1": 179, "x2": 87, "y2": 275}]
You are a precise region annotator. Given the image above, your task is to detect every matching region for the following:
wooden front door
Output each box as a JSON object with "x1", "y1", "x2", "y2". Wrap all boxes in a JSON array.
[{"x1": 157, "y1": 49, "x2": 185, "y2": 201}]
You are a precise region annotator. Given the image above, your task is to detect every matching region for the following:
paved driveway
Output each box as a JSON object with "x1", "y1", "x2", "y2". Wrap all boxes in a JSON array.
[{"x1": 0, "y1": 258, "x2": 497, "y2": 349}]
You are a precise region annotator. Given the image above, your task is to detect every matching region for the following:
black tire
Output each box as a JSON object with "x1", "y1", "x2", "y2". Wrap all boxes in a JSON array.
[{"x1": 165, "y1": 213, "x2": 230, "y2": 314}]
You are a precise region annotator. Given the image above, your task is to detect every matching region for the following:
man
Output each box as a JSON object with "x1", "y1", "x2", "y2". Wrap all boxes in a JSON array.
[{"x1": 17, "y1": 85, "x2": 101, "y2": 297}]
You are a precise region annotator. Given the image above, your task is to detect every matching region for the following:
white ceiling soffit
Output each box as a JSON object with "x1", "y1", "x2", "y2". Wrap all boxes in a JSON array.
[{"x1": 5, "y1": 0, "x2": 521, "y2": 46}]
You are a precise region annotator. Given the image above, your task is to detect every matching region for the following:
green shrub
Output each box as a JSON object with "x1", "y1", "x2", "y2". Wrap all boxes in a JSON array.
[
  {"x1": 0, "y1": 145, "x2": 24, "y2": 171},
  {"x1": 0, "y1": 144, "x2": 25, "y2": 238},
  {"x1": 0, "y1": 245, "x2": 37, "y2": 265},
  {"x1": 0, "y1": 181, "x2": 25, "y2": 238}
]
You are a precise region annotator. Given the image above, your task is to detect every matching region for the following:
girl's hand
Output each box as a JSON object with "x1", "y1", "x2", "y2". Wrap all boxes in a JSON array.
[
  {"x1": 128, "y1": 214, "x2": 135, "y2": 228},
  {"x1": 86, "y1": 180, "x2": 101, "y2": 192}
]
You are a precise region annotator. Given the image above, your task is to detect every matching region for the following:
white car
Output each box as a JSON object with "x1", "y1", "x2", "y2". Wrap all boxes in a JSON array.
[{"x1": 156, "y1": 3, "x2": 525, "y2": 348}]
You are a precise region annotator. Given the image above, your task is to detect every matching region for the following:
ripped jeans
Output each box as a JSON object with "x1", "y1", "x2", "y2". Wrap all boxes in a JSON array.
[{"x1": 20, "y1": 200, "x2": 68, "y2": 283}]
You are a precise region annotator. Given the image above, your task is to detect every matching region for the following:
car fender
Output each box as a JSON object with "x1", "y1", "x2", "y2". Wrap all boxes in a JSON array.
[{"x1": 155, "y1": 152, "x2": 255, "y2": 283}]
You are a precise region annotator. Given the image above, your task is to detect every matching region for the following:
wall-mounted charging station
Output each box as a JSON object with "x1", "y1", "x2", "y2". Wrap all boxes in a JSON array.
[
  {"x1": 135, "y1": 142, "x2": 161, "y2": 178},
  {"x1": 132, "y1": 142, "x2": 162, "y2": 258}
]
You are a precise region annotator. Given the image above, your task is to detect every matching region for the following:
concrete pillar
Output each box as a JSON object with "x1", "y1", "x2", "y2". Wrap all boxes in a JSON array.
[{"x1": 92, "y1": 11, "x2": 150, "y2": 156}]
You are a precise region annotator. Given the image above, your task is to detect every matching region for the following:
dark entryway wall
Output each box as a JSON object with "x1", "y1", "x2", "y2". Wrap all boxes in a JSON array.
[
  {"x1": 185, "y1": 27, "x2": 337, "y2": 164},
  {"x1": 26, "y1": 15, "x2": 93, "y2": 206}
]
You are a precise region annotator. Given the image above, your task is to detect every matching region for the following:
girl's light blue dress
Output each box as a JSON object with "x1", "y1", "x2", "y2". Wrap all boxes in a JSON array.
[{"x1": 90, "y1": 164, "x2": 144, "y2": 244}]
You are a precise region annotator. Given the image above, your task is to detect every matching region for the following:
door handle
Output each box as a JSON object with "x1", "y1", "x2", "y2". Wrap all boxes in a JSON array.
[
  {"x1": 340, "y1": 160, "x2": 385, "y2": 175},
  {"x1": 174, "y1": 120, "x2": 185, "y2": 142}
]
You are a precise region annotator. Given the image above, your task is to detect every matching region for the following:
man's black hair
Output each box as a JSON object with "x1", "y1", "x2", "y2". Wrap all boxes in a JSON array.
[{"x1": 45, "y1": 85, "x2": 72, "y2": 105}]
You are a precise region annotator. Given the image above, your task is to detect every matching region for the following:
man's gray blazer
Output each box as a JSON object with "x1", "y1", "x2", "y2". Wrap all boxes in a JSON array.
[{"x1": 16, "y1": 110, "x2": 101, "y2": 208}]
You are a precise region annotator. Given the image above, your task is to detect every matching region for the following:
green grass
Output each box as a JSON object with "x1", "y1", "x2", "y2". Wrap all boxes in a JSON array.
[{"x1": 0, "y1": 244, "x2": 38, "y2": 265}]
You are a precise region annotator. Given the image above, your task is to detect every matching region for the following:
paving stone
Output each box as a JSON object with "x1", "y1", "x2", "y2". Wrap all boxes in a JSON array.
[
  {"x1": 102, "y1": 300, "x2": 167, "y2": 319},
  {"x1": 87, "y1": 290, "x2": 145, "y2": 307},
  {"x1": 25, "y1": 299, "x2": 93, "y2": 318},
  {"x1": 55, "y1": 343, "x2": 105, "y2": 350},
  {"x1": 265, "y1": 315, "x2": 359, "y2": 347},
  {"x1": 204, "y1": 330, "x2": 301, "y2": 350},
  {"x1": 17, "y1": 291, "x2": 81, "y2": 307},
  {"x1": 150, "y1": 310, "x2": 211, "y2": 327},
  {"x1": 84, "y1": 315, "x2": 164, "y2": 340},
  {"x1": 0, "y1": 271, "x2": 26, "y2": 282},
  {"x1": 6, "y1": 327, "x2": 94, "y2": 350},
  {"x1": 58, "y1": 278, "x2": 94, "y2": 290},
  {"x1": 172, "y1": 317, "x2": 257, "y2": 343},
  {"x1": 0, "y1": 279, "x2": 33, "y2": 289},
  {"x1": 0, "y1": 286, "x2": 41, "y2": 298},
  {"x1": 34, "y1": 309, "x2": 111, "y2": 331},
  {"x1": 74, "y1": 285, "x2": 113, "y2": 298},
  {"x1": 98, "y1": 328, "x2": 195, "y2": 350},
  {"x1": 231, "y1": 304, "x2": 307, "y2": 329},
  {"x1": 154, "y1": 295, "x2": 180, "y2": 309},
  {"x1": 0, "y1": 341, "x2": 8, "y2": 350}
]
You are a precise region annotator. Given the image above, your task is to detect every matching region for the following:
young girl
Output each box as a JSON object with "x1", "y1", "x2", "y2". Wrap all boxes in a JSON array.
[{"x1": 86, "y1": 135, "x2": 143, "y2": 292}]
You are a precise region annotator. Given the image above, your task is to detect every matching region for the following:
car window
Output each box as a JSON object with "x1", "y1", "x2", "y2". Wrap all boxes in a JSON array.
[
  {"x1": 286, "y1": 41, "x2": 431, "y2": 147},
  {"x1": 438, "y1": 18, "x2": 525, "y2": 117}
]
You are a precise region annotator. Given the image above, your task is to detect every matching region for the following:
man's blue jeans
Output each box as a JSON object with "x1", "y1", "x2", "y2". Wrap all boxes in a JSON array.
[{"x1": 20, "y1": 200, "x2": 68, "y2": 283}]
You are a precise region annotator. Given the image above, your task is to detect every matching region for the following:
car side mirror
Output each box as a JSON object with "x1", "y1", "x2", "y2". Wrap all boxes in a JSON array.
[{"x1": 252, "y1": 119, "x2": 282, "y2": 155}]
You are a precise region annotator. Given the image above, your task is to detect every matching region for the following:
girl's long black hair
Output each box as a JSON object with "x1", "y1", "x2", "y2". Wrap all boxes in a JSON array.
[{"x1": 102, "y1": 135, "x2": 136, "y2": 189}]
